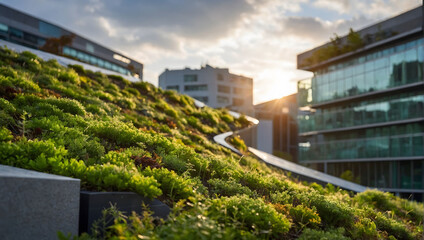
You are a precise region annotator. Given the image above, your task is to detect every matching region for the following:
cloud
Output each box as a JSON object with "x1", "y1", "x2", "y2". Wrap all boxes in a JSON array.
[
  {"x1": 0, "y1": 0, "x2": 421, "y2": 104},
  {"x1": 85, "y1": 0, "x2": 256, "y2": 41},
  {"x1": 311, "y1": 0, "x2": 421, "y2": 19},
  {"x1": 282, "y1": 17, "x2": 330, "y2": 40}
]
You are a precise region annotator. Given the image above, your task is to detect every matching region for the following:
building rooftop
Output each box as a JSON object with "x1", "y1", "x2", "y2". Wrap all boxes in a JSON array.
[{"x1": 297, "y1": 5, "x2": 423, "y2": 71}]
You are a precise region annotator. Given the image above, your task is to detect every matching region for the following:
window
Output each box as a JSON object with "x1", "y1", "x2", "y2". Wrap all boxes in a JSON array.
[
  {"x1": 193, "y1": 96, "x2": 208, "y2": 103},
  {"x1": 10, "y1": 27, "x2": 23, "y2": 38},
  {"x1": 0, "y1": 23, "x2": 8, "y2": 33},
  {"x1": 23, "y1": 32, "x2": 38, "y2": 44},
  {"x1": 86, "y1": 43, "x2": 95, "y2": 53},
  {"x1": 233, "y1": 98, "x2": 244, "y2": 106},
  {"x1": 217, "y1": 73, "x2": 224, "y2": 81},
  {"x1": 39, "y1": 21, "x2": 62, "y2": 38},
  {"x1": 218, "y1": 85, "x2": 230, "y2": 93},
  {"x1": 184, "y1": 84, "x2": 207, "y2": 91},
  {"x1": 166, "y1": 85, "x2": 179, "y2": 91},
  {"x1": 217, "y1": 96, "x2": 229, "y2": 104},
  {"x1": 233, "y1": 87, "x2": 244, "y2": 94},
  {"x1": 184, "y1": 74, "x2": 197, "y2": 82}
]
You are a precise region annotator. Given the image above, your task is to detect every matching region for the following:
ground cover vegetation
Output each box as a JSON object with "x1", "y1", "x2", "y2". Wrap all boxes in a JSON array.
[{"x1": 0, "y1": 47, "x2": 423, "y2": 239}]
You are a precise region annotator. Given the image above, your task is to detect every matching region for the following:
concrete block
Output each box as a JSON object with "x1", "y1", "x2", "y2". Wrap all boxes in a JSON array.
[
  {"x1": 79, "y1": 191, "x2": 171, "y2": 234},
  {"x1": 0, "y1": 164, "x2": 80, "y2": 240}
]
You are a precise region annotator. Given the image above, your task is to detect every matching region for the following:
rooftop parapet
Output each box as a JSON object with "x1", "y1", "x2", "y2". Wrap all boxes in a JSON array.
[{"x1": 297, "y1": 6, "x2": 423, "y2": 71}]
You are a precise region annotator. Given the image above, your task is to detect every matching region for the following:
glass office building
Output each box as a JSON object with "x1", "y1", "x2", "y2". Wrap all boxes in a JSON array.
[
  {"x1": 0, "y1": 4, "x2": 143, "y2": 79},
  {"x1": 297, "y1": 6, "x2": 424, "y2": 200}
]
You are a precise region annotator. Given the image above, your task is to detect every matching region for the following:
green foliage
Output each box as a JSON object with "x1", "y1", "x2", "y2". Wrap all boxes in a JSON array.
[
  {"x1": 208, "y1": 195, "x2": 291, "y2": 237},
  {"x1": 143, "y1": 167, "x2": 196, "y2": 202},
  {"x1": 299, "y1": 228, "x2": 349, "y2": 240},
  {"x1": 228, "y1": 135, "x2": 247, "y2": 152},
  {"x1": 302, "y1": 28, "x2": 365, "y2": 67},
  {"x1": 68, "y1": 64, "x2": 85, "y2": 75},
  {"x1": 356, "y1": 190, "x2": 424, "y2": 225},
  {"x1": 373, "y1": 212, "x2": 413, "y2": 240},
  {"x1": 350, "y1": 217, "x2": 379, "y2": 239},
  {"x1": 108, "y1": 74, "x2": 130, "y2": 86},
  {"x1": 58, "y1": 69, "x2": 80, "y2": 85},
  {"x1": 288, "y1": 204, "x2": 321, "y2": 230},
  {"x1": 208, "y1": 178, "x2": 257, "y2": 198},
  {"x1": 157, "y1": 202, "x2": 251, "y2": 240},
  {"x1": 298, "y1": 190, "x2": 354, "y2": 227},
  {"x1": 45, "y1": 97, "x2": 86, "y2": 116},
  {"x1": 0, "y1": 127, "x2": 13, "y2": 142},
  {"x1": 1, "y1": 46, "x2": 423, "y2": 240}
]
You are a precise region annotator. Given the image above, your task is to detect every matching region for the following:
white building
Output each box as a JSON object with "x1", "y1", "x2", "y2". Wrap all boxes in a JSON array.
[{"x1": 159, "y1": 65, "x2": 254, "y2": 115}]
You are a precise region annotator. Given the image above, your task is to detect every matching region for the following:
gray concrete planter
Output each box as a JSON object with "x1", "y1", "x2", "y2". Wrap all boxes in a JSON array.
[{"x1": 79, "y1": 191, "x2": 170, "y2": 234}]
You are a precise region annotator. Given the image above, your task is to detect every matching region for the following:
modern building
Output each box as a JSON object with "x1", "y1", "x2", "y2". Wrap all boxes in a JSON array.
[
  {"x1": 254, "y1": 94, "x2": 298, "y2": 162},
  {"x1": 297, "y1": 6, "x2": 424, "y2": 200},
  {"x1": 0, "y1": 4, "x2": 143, "y2": 80},
  {"x1": 159, "y1": 65, "x2": 254, "y2": 115}
]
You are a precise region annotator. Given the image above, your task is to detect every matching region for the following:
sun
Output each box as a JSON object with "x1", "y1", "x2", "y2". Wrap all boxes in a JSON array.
[{"x1": 254, "y1": 69, "x2": 297, "y2": 104}]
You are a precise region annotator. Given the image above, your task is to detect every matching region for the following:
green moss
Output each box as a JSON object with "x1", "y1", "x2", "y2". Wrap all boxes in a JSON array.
[{"x1": 0, "y1": 46, "x2": 422, "y2": 239}]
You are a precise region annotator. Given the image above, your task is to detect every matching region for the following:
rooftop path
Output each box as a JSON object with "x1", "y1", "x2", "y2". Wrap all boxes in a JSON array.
[{"x1": 213, "y1": 112, "x2": 368, "y2": 193}]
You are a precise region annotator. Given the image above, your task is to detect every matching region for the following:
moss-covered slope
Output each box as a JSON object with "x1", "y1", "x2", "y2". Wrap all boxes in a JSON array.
[{"x1": 0, "y1": 47, "x2": 423, "y2": 239}]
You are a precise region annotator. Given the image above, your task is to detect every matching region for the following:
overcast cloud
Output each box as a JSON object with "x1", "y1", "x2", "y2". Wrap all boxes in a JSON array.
[{"x1": 0, "y1": 0, "x2": 421, "y2": 103}]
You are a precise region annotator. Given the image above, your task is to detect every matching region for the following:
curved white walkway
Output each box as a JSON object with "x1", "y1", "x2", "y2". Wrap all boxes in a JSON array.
[{"x1": 213, "y1": 115, "x2": 367, "y2": 193}]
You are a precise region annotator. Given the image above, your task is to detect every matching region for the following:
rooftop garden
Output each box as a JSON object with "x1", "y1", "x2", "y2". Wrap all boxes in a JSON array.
[
  {"x1": 300, "y1": 27, "x2": 398, "y2": 68},
  {"x1": 0, "y1": 47, "x2": 423, "y2": 239}
]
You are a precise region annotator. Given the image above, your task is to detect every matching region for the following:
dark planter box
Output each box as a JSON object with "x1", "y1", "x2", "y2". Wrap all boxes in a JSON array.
[{"x1": 79, "y1": 191, "x2": 170, "y2": 234}]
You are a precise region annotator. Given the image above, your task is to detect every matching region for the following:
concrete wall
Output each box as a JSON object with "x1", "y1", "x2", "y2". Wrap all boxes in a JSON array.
[
  {"x1": 256, "y1": 119, "x2": 273, "y2": 154},
  {"x1": 236, "y1": 124, "x2": 257, "y2": 149},
  {"x1": 0, "y1": 165, "x2": 80, "y2": 240}
]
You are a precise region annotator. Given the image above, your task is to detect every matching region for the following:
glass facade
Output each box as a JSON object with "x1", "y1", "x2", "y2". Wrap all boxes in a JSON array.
[
  {"x1": 310, "y1": 38, "x2": 423, "y2": 104},
  {"x1": 0, "y1": 19, "x2": 141, "y2": 78},
  {"x1": 327, "y1": 160, "x2": 424, "y2": 191},
  {"x1": 184, "y1": 84, "x2": 208, "y2": 91},
  {"x1": 63, "y1": 46, "x2": 130, "y2": 75},
  {"x1": 39, "y1": 21, "x2": 62, "y2": 38},
  {"x1": 299, "y1": 91, "x2": 424, "y2": 133},
  {"x1": 184, "y1": 74, "x2": 197, "y2": 82},
  {"x1": 297, "y1": 34, "x2": 424, "y2": 196},
  {"x1": 299, "y1": 123, "x2": 424, "y2": 161},
  {"x1": 218, "y1": 84, "x2": 230, "y2": 93}
]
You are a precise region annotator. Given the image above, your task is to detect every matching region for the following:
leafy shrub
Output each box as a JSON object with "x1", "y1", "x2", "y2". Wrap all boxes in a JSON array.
[
  {"x1": 350, "y1": 217, "x2": 379, "y2": 239},
  {"x1": 125, "y1": 87, "x2": 140, "y2": 97},
  {"x1": 86, "y1": 119, "x2": 144, "y2": 148},
  {"x1": 68, "y1": 64, "x2": 85, "y2": 75},
  {"x1": 373, "y1": 212, "x2": 413, "y2": 240},
  {"x1": 298, "y1": 190, "x2": 354, "y2": 228},
  {"x1": 299, "y1": 228, "x2": 349, "y2": 240},
  {"x1": 143, "y1": 167, "x2": 196, "y2": 202},
  {"x1": 0, "y1": 98, "x2": 16, "y2": 113},
  {"x1": 288, "y1": 204, "x2": 321, "y2": 230},
  {"x1": 12, "y1": 75, "x2": 41, "y2": 92},
  {"x1": 0, "y1": 127, "x2": 13, "y2": 142},
  {"x1": 208, "y1": 195, "x2": 291, "y2": 237},
  {"x1": 0, "y1": 65, "x2": 17, "y2": 78},
  {"x1": 45, "y1": 97, "x2": 86, "y2": 116},
  {"x1": 34, "y1": 74, "x2": 58, "y2": 87},
  {"x1": 356, "y1": 189, "x2": 424, "y2": 225},
  {"x1": 164, "y1": 108, "x2": 178, "y2": 118},
  {"x1": 108, "y1": 74, "x2": 130, "y2": 86},
  {"x1": 208, "y1": 178, "x2": 256, "y2": 197},
  {"x1": 156, "y1": 203, "x2": 248, "y2": 240},
  {"x1": 228, "y1": 135, "x2": 247, "y2": 152},
  {"x1": 58, "y1": 69, "x2": 80, "y2": 85}
]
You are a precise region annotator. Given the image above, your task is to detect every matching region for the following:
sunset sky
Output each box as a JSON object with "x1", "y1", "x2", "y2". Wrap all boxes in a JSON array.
[{"x1": 1, "y1": 0, "x2": 421, "y2": 104}]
